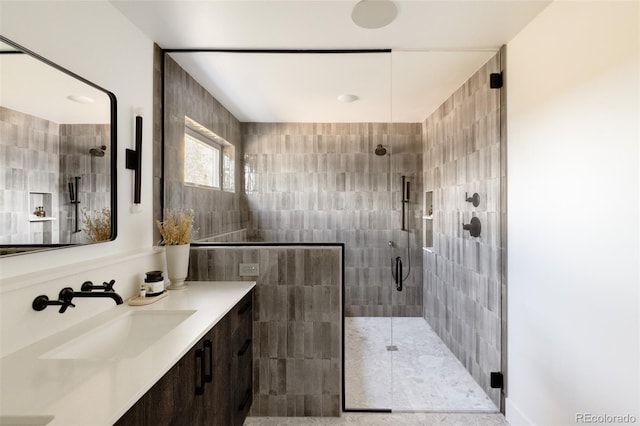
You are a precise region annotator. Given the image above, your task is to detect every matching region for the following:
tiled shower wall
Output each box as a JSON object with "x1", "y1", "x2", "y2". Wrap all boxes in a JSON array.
[
  {"x1": 187, "y1": 245, "x2": 342, "y2": 417},
  {"x1": 242, "y1": 123, "x2": 423, "y2": 317},
  {"x1": 0, "y1": 107, "x2": 59, "y2": 244},
  {"x1": 422, "y1": 53, "x2": 503, "y2": 406},
  {"x1": 162, "y1": 53, "x2": 248, "y2": 239},
  {"x1": 59, "y1": 123, "x2": 111, "y2": 243},
  {"x1": 0, "y1": 107, "x2": 109, "y2": 244}
]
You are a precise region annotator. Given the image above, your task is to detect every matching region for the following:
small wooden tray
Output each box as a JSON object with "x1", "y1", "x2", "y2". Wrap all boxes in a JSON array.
[{"x1": 127, "y1": 291, "x2": 169, "y2": 306}]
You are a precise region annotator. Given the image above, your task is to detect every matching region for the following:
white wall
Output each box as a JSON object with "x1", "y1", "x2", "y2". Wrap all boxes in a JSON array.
[
  {"x1": 0, "y1": 1, "x2": 163, "y2": 355},
  {"x1": 506, "y1": 1, "x2": 639, "y2": 425}
]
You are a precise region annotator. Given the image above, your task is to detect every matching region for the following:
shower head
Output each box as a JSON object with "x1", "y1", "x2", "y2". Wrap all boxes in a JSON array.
[
  {"x1": 89, "y1": 145, "x2": 107, "y2": 157},
  {"x1": 374, "y1": 144, "x2": 387, "y2": 156}
]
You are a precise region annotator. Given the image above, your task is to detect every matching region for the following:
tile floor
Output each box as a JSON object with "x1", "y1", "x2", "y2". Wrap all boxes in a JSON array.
[
  {"x1": 345, "y1": 317, "x2": 498, "y2": 412},
  {"x1": 245, "y1": 412, "x2": 509, "y2": 425}
]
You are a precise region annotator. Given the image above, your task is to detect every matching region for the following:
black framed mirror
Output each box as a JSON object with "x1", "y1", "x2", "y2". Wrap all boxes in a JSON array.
[{"x1": 0, "y1": 35, "x2": 117, "y2": 256}]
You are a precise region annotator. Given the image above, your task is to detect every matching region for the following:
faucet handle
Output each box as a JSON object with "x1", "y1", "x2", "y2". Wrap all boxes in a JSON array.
[
  {"x1": 57, "y1": 287, "x2": 76, "y2": 313},
  {"x1": 59, "y1": 301, "x2": 76, "y2": 314},
  {"x1": 80, "y1": 281, "x2": 94, "y2": 292},
  {"x1": 59, "y1": 287, "x2": 74, "y2": 301},
  {"x1": 103, "y1": 279, "x2": 116, "y2": 292}
]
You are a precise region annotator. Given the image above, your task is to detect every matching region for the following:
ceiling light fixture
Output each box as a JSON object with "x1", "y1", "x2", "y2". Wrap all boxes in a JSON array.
[
  {"x1": 337, "y1": 94, "x2": 359, "y2": 103},
  {"x1": 351, "y1": 0, "x2": 398, "y2": 29},
  {"x1": 67, "y1": 95, "x2": 94, "y2": 104}
]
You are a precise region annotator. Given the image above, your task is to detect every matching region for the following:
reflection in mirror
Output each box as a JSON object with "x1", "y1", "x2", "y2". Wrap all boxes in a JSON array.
[{"x1": 0, "y1": 36, "x2": 117, "y2": 256}]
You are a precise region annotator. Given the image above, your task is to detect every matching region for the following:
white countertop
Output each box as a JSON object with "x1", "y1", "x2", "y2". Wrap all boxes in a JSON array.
[{"x1": 0, "y1": 281, "x2": 255, "y2": 426}]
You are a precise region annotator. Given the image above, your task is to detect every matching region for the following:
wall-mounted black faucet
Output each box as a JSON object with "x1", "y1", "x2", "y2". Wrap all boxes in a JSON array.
[{"x1": 32, "y1": 280, "x2": 123, "y2": 313}]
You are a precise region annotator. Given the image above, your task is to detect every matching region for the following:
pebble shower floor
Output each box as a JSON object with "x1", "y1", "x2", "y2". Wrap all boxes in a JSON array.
[{"x1": 344, "y1": 317, "x2": 498, "y2": 412}]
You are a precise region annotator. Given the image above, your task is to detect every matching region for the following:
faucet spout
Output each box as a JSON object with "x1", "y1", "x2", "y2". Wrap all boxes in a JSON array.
[{"x1": 64, "y1": 288, "x2": 124, "y2": 305}]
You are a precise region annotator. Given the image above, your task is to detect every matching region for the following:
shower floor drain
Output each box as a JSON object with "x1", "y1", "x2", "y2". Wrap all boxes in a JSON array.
[{"x1": 386, "y1": 345, "x2": 398, "y2": 351}]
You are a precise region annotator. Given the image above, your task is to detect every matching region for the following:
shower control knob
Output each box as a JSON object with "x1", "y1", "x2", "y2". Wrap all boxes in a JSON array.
[
  {"x1": 462, "y1": 217, "x2": 481, "y2": 237},
  {"x1": 465, "y1": 192, "x2": 480, "y2": 207}
]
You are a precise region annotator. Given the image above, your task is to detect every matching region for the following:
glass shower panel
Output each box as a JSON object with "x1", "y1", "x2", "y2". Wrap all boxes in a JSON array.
[
  {"x1": 340, "y1": 52, "x2": 394, "y2": 411},
  {"x1": 390, "y1": 49, "x2": 503, "y2": 412}
]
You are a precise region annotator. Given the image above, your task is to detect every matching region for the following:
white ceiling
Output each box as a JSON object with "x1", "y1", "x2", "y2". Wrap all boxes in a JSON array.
[
  {"x1": 0, "y1": 44, "x2": 111, "y2": 124},
  {"x1": 111, "y1": 0, "x2": 551, "y2": 123}
]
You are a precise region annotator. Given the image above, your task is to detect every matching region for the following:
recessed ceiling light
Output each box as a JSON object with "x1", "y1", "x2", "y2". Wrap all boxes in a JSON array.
[
  {"x1": 337, "y1": 94, "x2": 359, "y2": 103},
  {"x1": 352, "y1": 0, "x2": 397, "y2": 29},
  {"x1": 67, "y1": 95, "x2": 94, "y2": 104}
]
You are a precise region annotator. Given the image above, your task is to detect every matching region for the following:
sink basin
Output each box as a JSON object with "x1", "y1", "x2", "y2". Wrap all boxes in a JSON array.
[
  {"x1": 0, "y1": 416, "x2": 54, "y2": 426},
  {"x1": 40, "y1": 310, "x2": 196, "y2": 360}
]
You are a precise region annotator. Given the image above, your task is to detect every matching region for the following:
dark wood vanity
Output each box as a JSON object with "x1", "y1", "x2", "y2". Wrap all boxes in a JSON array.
[{"x1": 115, "y1": 289, "x2": 253, "y2": 426}]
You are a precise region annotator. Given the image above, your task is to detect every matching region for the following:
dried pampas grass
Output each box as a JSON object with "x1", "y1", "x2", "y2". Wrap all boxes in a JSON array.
[
  {"x1": 157, "y1": 209, "x2": 194, "y2": 245},
  {"x1": 82, "y1": 208, "x2": 112, "y2": 242}
]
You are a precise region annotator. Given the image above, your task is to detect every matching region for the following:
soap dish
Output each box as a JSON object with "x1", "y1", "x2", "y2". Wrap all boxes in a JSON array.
[{"x1": 127, "y1": 291, "x2": 168, "y2": 306}]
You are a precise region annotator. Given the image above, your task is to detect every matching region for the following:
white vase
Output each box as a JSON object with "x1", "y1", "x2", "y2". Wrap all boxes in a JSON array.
[{"x1": 165, "y1": 244, "x2": 190, "y2": 290}]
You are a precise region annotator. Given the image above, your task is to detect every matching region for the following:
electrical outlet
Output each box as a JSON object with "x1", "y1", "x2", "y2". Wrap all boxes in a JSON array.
[{"x1": 239, "y1": 263, "x2": 259, "y2": 277}]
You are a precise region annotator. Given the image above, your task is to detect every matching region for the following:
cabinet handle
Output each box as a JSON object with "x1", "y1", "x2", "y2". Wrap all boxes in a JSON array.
[
  {"x1": 195, "y1": 348, "x2": 205, "y2": 395},
  {"x1": 237, "y1": 300, "x2": 252, "y2": 316},
  {"x1": 237, "y1": 339, "x2": 252, "y2": 357},
  {"x1": 238, "y1": 389, "x2": 252, "y2": 411},
  {"x1": 204, "y1": 339, "x2": 213, "y2": 383}
]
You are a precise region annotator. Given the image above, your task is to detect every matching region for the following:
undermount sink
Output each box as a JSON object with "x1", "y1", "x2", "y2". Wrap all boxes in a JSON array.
[
  {"x1": 0, "y1": 415, "x2": 54, "y2": 426},
  {"x1": 40, "y1": 310, "x2": 196, "y2": 360}
]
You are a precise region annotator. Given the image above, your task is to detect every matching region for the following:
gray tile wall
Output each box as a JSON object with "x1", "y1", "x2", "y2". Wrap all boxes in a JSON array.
[
  {"x1": 195, "y1": 228, "x2": 247, "y2": 242},
  {"x1": 0, "y1": 107, "x2": 109, "y2": 244},
  {"x1": 422, "y1": 53, "x2": 503, "y2": 406},
  {"x1": 242, "y1": 123, "x2": 423, "y2": 317},
  {"x1": 0, "y1": 106, "x2": 60, "y2": 244},
  {"x1": 163, "y1": 54, "x2": 248, "y2": 239},
  {"x1": 187, "y1": 245, "x2": 342, "y2": 417},
  {"x1": 59, "y1": 123, "x2": 111, "y2": 243}
]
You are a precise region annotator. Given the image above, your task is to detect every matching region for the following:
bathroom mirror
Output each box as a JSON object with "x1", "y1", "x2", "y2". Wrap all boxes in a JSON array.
[{"x1": 0, "y1": 36, "x2": 117, "y2": 256}]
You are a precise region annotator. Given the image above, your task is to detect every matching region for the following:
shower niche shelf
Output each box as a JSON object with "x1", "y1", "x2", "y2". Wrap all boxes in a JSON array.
[
  {"x1": 28, "y1": 192, "x2": 55, "y2": 222},
  {"x1": 29, "y1": 216, "x2": 56, "y2": 222},
  {"x1": 422, "y1": 191, "x2": 433, "y2": 250},
  {"x1": 28, "y1": 192, "x2": 57, "y2": 244}
]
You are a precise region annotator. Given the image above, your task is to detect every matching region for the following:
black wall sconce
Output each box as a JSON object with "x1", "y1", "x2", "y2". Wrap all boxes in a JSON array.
[
  {"x1": 465, "y1": 192, "x2": 480, "y2": 207},
  {"x1": 126, "y1": 115, "x2": 143, "y2": 204}
]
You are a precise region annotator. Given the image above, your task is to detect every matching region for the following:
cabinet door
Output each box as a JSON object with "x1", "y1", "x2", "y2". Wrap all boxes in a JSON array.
[
  {"x1": 202, "y1": 313, "x2": 232, "y2": 425},
  {"x1": 231, "y1": 326, "x2": 253, "y2": 426},
  {"x1": 114, "y1": 342, "x2": 203, "y2": 426},
  {"x1": 169, "y1": 343, "x2": 205, "y2": 425},
  {"x1": 231, "y1": 290, "x2": 253, "y2": 426}
]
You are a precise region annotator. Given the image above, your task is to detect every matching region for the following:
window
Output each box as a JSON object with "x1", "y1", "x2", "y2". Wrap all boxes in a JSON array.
[
  {"x1": 184, "y1": 131, "x2": 221, "y2": 188},
  {"x1": 183, "y1": 118, "x2": 235, "y2": 192}
]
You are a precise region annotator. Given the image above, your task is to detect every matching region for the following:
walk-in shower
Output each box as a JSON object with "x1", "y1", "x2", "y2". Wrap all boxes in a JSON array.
[
  {"x1": 345, "y1": 51, "x2": 504, "y2": 414},
  {"x1": 161, "y1": 47, "x2": 504, "y2": 417}
]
